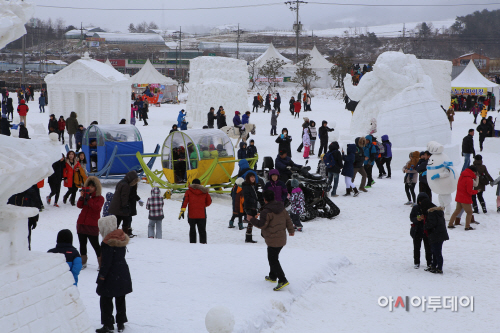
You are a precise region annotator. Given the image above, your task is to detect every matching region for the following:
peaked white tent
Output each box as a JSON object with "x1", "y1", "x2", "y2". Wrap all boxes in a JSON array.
[
  {"x1": 253, "y1": 43, "x2": 292, "y2": 68},
  {"x1": 130, "y1": 59, "x2": 178, "y2": 103},
  {"x1": 451, "y1": 60, "x2": 499, "y2": 108},
  {"x1": 130, "y1": 59, "x2": 177, "y2": 85},
  {"x1": 308, "y1": 45, "x2": 333, "y2": 69},
  {"x1": 283, "y1": 45, "x2": 335, "y2": 88},
  {"x1": 104, "y1": 58, "x2": 113, "y2": 67}
]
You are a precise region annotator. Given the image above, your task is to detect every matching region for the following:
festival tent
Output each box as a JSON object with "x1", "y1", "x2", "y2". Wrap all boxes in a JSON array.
[
  {"x1": 45, "y1": 52, "x2": 131, "y2": 126},
  {"x1": 129, "y1": 59, "x2": 178, "y2": 103},
  {"x1": 283, "y1": 45, "x2": 335, "y2": 88},
  {"x1": 253, "y1": 43, "x2": 292, "y2": 68},
  {"x1": 104, "y1": 58, "x2": 113, "y2": 67},
  {"x1": 451, "y1": 60, "x2": 499, "y2": 108}
]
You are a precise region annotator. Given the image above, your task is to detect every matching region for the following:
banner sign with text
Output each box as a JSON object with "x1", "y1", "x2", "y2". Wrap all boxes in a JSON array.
[{"x1": 451, "y1": 87, "x2": 488, "y2": 96}]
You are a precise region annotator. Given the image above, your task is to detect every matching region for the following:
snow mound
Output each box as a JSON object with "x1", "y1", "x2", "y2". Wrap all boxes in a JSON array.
[
  {"x1": 345, "y1": 51, "x2": 451, "y2": 147},
  {"x1": 205, "y1": 306, "x2": 235, "y2": 333},
  {"x1": 0, "y1": 0, "x2": 35, "y2": 50},
  {"x1": 186, "y1": 57, "x2": 250, "y2": 124}
]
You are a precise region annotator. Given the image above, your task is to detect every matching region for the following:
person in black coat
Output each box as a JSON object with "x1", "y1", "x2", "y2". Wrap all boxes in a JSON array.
[
  {"x1": 326, "y1": 141, "x2": 343, "y2": 196},
  {"x1": 275, "y1": 151, "x2": 302, "y2": 182},
  {"x1": 47, "y1": 155, "x2": 66, "y2": 207},
  {"x1": 252, "y1": 96, "x2": 259, "y2": 113},
  {"x1": 273, "y1": 93, "x2": 281, "y2": 113},
  {"x1": 217, "y1": 108, "x2": 227, "y2": 129},
  {"x1": 8, "y1": 184, "x2": 42, "y2": 250},
  {"x1": 341, "y1": 144, "x2": 358, "y2": 196},
  {"x1": 207, "y1": 107, "x2": 216, "y2": 128},
  {"x1": 264, "y1": 94, "x2": 272, "y2": 113},
  {"x1": 96, "y1": 216, "x2": 132, "y2": 333},
  {"x1": 6, "y1": 97, "x2": 14, "y2": 120},
  {"x1": 461, "y1": 129, "x2": 475, "y2": 172},
  {"x1": 48, "y1": 114, "x2": 58, "y2": 134},
  {"x1": 476, "y1": 118, "x2": 490, "y2": 151},
  {"x1": 242, "y1": 173, "x2": 259, "y2": 243},
  {"x1": 422, "y1": 199, "x2": 449, "y2": 274},
  {"x1": 170, "y1": 124, "x2": 178, "y2": 133},
  {"x1": 108, "y1": 171, "x2": 141, "y2": 237},
  {"x1": 416, "y1": 151, "x2": 432, "y2": 201},
  {"x1": 19, "y1": 122, "x2": 30, "y2": 139},
  {"x1": 275, "y1": 128, "x2": 292, "y2": 157},
  {"x1": 409, "y1": 192, "x2": 432, "y2": 269},
  {"x1": 318, "y1": 120, "x2": 334, "y2": 156},
  {"x1": 289, "y1": 97, "x2": 295, "y2": 115},
  {"x1": 0, "y1": 114, "x2": 11, "y2": 136}
]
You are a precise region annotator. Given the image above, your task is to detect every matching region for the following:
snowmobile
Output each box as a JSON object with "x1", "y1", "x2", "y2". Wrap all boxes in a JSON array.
[
  {"x1": 257, "y1": 157, "x2": 340, "y2": 222},
  {"x1": 284, "y1": 162, "x2": 340, "y2": 221}
]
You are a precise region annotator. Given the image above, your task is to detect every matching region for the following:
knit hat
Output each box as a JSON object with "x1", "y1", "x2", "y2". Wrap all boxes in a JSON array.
[
  {"x1": 56, "y1": 229, "x2": 73, "y2": 244},
  {"x1": 99, "y1": 215, "x2": 117, "y2": 238},
  {"x1": 474, "y1": 154, "x2": 482, "y2": 161},
  {"x1": 291, "y1": 179, "x2": 299, "y2": 188},
  {"x1": 235, "y1": 111, "x2": 240, "y2": 115},
  {"x1": 279, "y1": 150, "x2": 287, "y2": 155}
]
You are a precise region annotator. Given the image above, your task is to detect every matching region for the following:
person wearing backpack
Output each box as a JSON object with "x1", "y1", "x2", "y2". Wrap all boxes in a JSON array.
[
  {"x1": 380, "y1": 135, "x2": 392, "y2": 179},
  {"x1": 372, "y1": 136, "x2": 386, "y2": 179},
  {"x1": 352, "y1": 137, "x2": 368, "y2": 192},
  {"x1": 364, "y1": 135, "x2": 378, "y2": 188},
  {"x1": 324, "y1": 142, "x2": 343, "y2": 197}
]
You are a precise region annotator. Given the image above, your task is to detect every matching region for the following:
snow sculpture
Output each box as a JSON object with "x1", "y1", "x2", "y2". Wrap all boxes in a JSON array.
[
  {"x1": 186, "y1": 57, "x2": 250, "y2": 125},
  {"x1": 344, "y1": 51, "x2": 451, "y2": 147},
  {"x1": 0, "y1": 131, "x2": 94, "y2": 333},
  {"x1": 329, "y1": 120, "x2": 339, "y2": 142},
  {"x1": 0, "y1": 0, "x2": 35, "y2": 50},
  {"x1": 426, "y1": 141, "x2": 458, "y2": 220},
  {"x1": 205, "y1": 305, "x2": 235, "y2": 333}
]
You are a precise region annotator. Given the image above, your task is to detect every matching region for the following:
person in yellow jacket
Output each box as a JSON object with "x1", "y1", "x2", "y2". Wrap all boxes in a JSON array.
[{"x1": 480, "y1": 105, "x2": 488, "y2": 119}]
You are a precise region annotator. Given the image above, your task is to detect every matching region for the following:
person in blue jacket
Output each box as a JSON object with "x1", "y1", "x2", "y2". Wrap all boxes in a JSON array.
[
  {"x1": 237, "y1": 159, "x2": 259, "y2": 183},
  {"x1": 275, "y1": 150, "x2": 302, "y2": 182},
  {"x1": 380, "y1": 134, "x2": 392, "y2": 178},
  {"x1": 177, "y1": 109, "x2": 186, "y2": 128},
  {"x1": 233, "y1": 111, "x2": 244, "y2": 134},
  {"x1": 242, "y1": 111, "x2": 250, "y2": 124},
  {"x1": 48, "y1": 229, "x2": 82, "y2": 286},
  {"x1": 75, "y1": 125, "x2": 86, "y2": 152},
  {"x1": 342, "y1": 144, "x2": 358, "y2": 196},
  {"x1": 364, "y1": 134, "x2": 377, "y2": 188}
]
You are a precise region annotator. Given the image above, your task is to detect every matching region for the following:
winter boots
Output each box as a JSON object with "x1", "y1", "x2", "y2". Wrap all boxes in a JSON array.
[
  {"x1": 228, "y1": 220, "x2": 235, "y2": 228},
  {"x1": 245, "y1": 233, "x2": 257, "y2": 243},
  {"x1": 352, "y1": 187, "x2": 359, "y2": 197},
  {"x1": 95, "y1": 325, "x2": 114, "y2": 333},
  {"x1": 238, "y1": 222, "x2": 244, "y2": 230},
  {"x1": 473, "y1": 205, "x2": 479, "y2": 214},
  {"x1": 81, "y1": 255, "x2": 88, "y2": 270},
  {"x1": 480, "y1": 201, "x2": 487, "y2": 213},
  {"x1": 343, "y1": 188, "x2": 351, "y2": 196}
]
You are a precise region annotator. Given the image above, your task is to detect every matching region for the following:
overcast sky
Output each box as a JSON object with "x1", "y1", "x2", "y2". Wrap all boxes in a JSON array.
[{"x1": 34, "y1": 0, "x2": 500, "y2": 33}]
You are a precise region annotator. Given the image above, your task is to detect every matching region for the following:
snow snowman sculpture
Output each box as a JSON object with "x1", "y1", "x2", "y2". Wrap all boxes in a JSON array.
[
  {"x1": 329, "y1": 120, "x2": 339, "y2": 142},
  {"x1": 426, "y1": 141, "x2": 458, "y2": 219},
  {"x1": 369, "y1": 118, "x2": 377, "y2": 135}
]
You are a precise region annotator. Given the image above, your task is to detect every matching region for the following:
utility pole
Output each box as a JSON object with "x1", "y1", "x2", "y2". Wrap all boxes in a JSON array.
[
  {"x1": 285, "y1": 0, "x2": 307, "y2": 64},
  {"x1": 236, "y1": 23, "x2": 240, "y2": 59},
  {"x1": 179, "y1": 26, "x2": 182, "y2": 81},
  {"x1": 402, "y1": 23, "x2": 406, "y2": 53},
  {"x1": 22, "y1": 35, "x2": 25, "y2": 85}
]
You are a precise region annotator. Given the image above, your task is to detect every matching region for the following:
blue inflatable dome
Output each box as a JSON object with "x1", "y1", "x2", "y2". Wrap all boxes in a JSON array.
[{"x1": 82, "y1": 125, "x2": 144, "y2": 175}]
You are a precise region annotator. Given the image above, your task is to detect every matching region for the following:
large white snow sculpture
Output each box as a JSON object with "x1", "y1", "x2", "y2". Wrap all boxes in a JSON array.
[
  {"x1": 186, "y1": 56, "x2": 250, "y2": 125},
  {"x1": 0, "y1": 0, "x2": 34, "y2": 50},
  {"x1": 426, "y1": 141, "x2": 458, "y2": 220},
  {"x1": 205, "y1": 305, "x2": 235, "y2": 333},
  {"x1": 344, "y1": 51, "x2": 451, "y2": 147}
]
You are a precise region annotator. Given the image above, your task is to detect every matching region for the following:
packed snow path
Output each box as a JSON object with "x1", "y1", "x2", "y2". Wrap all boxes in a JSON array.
[{"x1": 23, "y1": 88, "x2": 499, "y2": 332}]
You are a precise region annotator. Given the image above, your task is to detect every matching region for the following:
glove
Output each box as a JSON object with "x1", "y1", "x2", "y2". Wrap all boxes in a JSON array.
[
  {"x1": 286, "y1": 166, "x2": 292, "y2": 170},
  {"x1": 138, "y1": 200, "x2": 144, "y2": 207},
  {"x1": 178, "y1": 208, "x2": 186, "y2": 220}
]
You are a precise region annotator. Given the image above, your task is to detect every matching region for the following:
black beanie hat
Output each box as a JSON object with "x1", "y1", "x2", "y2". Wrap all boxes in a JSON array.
[
  {"x1": 57, "y1": 229, "x2": 73, "y2": 244},
  {"x1": 474, "y1": 154, "x2": 482, "y2": 160}
]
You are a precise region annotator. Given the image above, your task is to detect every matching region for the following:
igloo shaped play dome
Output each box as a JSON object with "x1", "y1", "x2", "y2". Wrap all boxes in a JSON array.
[
  {"x1": 186, "y1": 56, "x2": 250, "y2": 124},
  {"x1": 345, "y1": 51, "x2": 452, "y2": 147}
]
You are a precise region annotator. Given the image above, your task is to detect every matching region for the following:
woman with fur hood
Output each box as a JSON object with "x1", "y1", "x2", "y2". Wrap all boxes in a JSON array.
[
  {"x1": 76, "y1": 176, "x2": 104, "y2": 270},
  {"x1": 179, "y1": 179, "x2": 212, "y2": 243},
  {"x1": 96, "y1": 216, "x2": 132, "y2": 333},
  {"x1": 421, "y1": 199, "x2": 449, "y2": 274}
]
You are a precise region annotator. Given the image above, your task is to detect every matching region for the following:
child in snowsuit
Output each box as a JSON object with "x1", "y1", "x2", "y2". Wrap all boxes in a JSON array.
[
  {"x1": 229, "y1": 177, "x2": 245, "y2": 230},
  {"x1": 146, "y1": 187, "x2": 164, "y2": 239},
  {"x1": 242, "y1": 173, "x2": 259, "y2": 243},
  {"x1": 293, "y1": 100, "x2": 301, "y2": 119},
  {"x1": 302, "y1": 126, "x2": 311, "y2": 159},
  {"x1": 247, "y1": 139, "x2": 258, "y2": 159},
  {"x1": 289, "y1": 179, "x2": 304, "y2": 231},
  {"x1": 263, "y1": 169, "x2": 288, "y2": 203},
  {"x1": 102, "y1": 192, "x2": 113, "y2": 217},
  {"x1": 238, "y1": 142, "x2": 247, "y2": 159},
  {"x1": 48, "y1": 229, "x2": 82, "y2": 286},
  {"x1": 309, "y1": 120, "x2": 317, "y2": 155},
  {"x1": 316, "y1": 154, "x2": 327, "y2": 178}
]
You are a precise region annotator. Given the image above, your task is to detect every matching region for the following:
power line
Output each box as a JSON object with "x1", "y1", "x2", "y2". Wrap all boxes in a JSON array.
[{"x1": 36, "y1": 2, "x2": 500, "y2": 11}]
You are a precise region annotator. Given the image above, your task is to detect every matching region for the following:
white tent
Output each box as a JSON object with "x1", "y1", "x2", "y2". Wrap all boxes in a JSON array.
[
  {"x1": 253, "y1": 43, "x2": 292, "y2": 68},
  {"x1": 130, "y1": 59, "x2": 177, "y2": 85},
  {"x1": 451, "y1": 60, "x2": 499, "y2": 108},
  {"x1": 45, "y1": 52, "x2": 131, "y2": 126},
  {"x1": 283, "y1": 45, "x2": 335, "y2": 88},
  {"x1": 104, "y1": 58, "x2": 113, "y2": 67},
  {"x1": 308, "y1": 45, "x2": 333, "y2": 69}
]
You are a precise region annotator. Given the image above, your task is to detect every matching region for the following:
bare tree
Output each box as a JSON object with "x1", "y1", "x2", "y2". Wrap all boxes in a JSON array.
[
  {"x1": 136, "y1": 21, "x2": 148, "y2": 33},
  {"x1": 128, "y1": 23, "x2": 137, "y2": 33},
  {"x1": 292, "y1": 55, "x2": 319, "y2": 95},
  {"x1": 328, "y1": 52, "x2": 352, "y2": 97},
  {"x1": 148, "y1": 21, "x2": 159, "y2": 30},
  {"x1": 258, "y1": 58, "x2": 286, "y2": 90},
  {"x1": 248, "y1": 60, "x2": 259, "y2": 89}
]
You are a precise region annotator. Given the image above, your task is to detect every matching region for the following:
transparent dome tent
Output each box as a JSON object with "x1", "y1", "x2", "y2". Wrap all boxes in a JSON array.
[
  {"x1": 82, "y1": 125, "x2": 144, "y2": 175},
  {"x1": 161, "y1": 129, "x2": 236, "y2": 185}
]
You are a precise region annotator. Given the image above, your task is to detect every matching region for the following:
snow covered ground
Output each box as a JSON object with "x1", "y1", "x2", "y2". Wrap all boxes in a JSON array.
[{"x1": 23, "y1": 87, "x2": 500, "y2": 332}]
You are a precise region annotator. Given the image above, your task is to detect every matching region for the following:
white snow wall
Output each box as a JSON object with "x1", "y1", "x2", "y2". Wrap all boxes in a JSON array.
[
  {"x1": 187, "y1": 56, "x2": 250, "y2": 124},
  {"x1": 345, "y1": 51, "x2": 451, "y2": 147},
  {"x1": 419, "y1": 59, "x2": 452, "y2": 108},
  {"x1": 0, "y1": 135, "x2": 93, "y2": 333},
  {"x1": 0, "y1": 0, "x2": 35, "y2": 50}
]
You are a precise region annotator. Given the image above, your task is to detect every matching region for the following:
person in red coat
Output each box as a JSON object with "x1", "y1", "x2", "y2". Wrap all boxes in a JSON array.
[
  {"x1": 63, "y1": 151, "x2": 87, "y2": 205},
  {"x1": 58, "y1": 116, "x2": 66, "y2": 144},
  {"x1": 17, "y1": 99, "x2": 29, "y2": 125},
  {"x1": 448, "y1": 166, "x2": 478, "y2": 230},
  {"x1": 77, "y1": 176, "x2": 104, "y2": 269},
  {"x1": 179, "y1": 179, "x2": 212, "y2": 243},
  {"x1": 293, "y1": 100, "x2": 301, "y2": 119}
]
